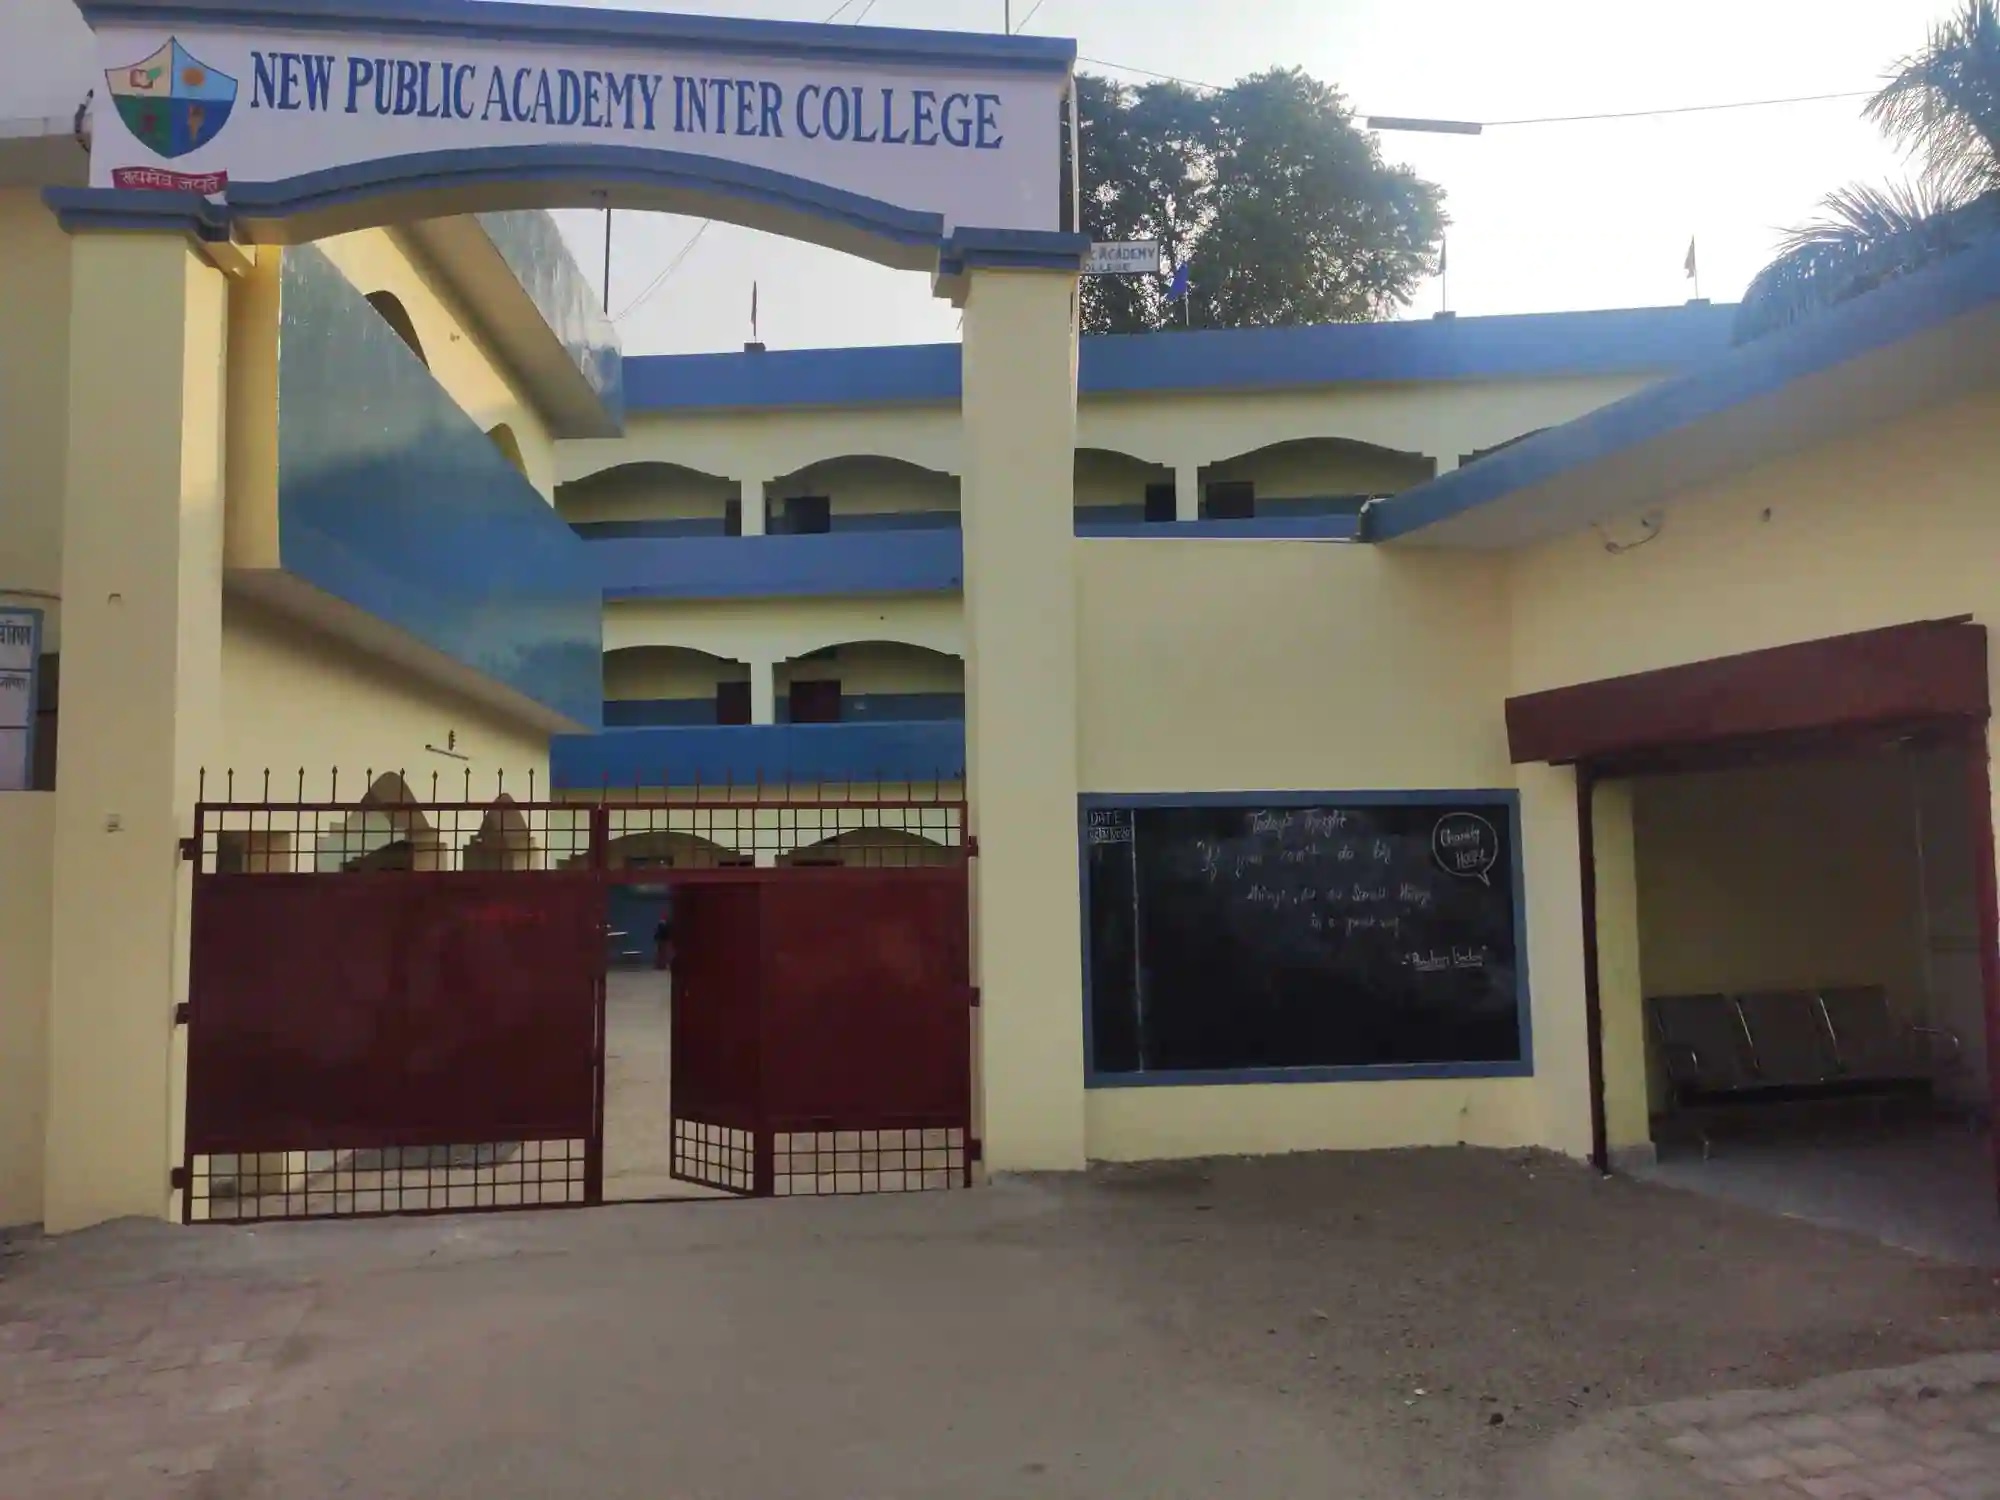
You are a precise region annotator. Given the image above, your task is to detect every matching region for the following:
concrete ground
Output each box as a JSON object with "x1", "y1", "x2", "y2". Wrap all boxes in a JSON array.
[
  {"x1": 4, "y1": 1149, "x2": 2000, "y2": 1499},
  {"x1": 1637, "y1": 1122, "x2": 2000, "y2": 1269}
]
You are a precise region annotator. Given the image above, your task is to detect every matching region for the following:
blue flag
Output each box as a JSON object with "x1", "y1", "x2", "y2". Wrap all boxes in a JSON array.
[{"x1": 1166, "y1": 261, "x2": 1190, "y2": 302}]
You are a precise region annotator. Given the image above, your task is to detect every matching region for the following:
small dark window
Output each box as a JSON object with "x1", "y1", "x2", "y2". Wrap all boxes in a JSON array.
[
  {"x1": 716, "y1": 680, "x2": 752, "y2": 725},
  {"x1": 724, "y1": 498, "x2": 743, "y2": 537},
  {"x1": 781, "y1": 495, "x2": 831, "y2": 534},
  {"x1": 31, "y1": 652, "x2": 57, "y2": 791},
  {"x1": 1203, "y1": 481, "x2": 1255, "y2": 520},
  {"x1": 1143, "y1": 483, "x2": 1177, "y2": 523},
  {"x1": 789, "y1": 678, "x2": 842, "y2": 724}
]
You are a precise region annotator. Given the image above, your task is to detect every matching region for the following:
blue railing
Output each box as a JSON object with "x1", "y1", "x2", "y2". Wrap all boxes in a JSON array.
[
  {"x1": 276, "y1": 245, "x2": 600, "y2": 726},
  {"x1": 552, "y1": 721, "x2": 966, "y2": 789},
  {"x1": 593, "y1": 529, "x2": 962, "y2": 600}
]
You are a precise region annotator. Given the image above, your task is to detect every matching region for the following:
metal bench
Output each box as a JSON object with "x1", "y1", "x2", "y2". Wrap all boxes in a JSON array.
[{"x1": 1647, "y1": 987, "x2": 1962, "y2": 1152}]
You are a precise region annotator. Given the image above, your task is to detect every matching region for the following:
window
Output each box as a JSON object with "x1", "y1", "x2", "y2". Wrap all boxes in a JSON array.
[
  {"x1": 724, "y1": 498, "x2": 743, "y2": 537},
  {"x1": 716, "y1": 680, "x2": 752, "y2": 725},
  {"x1": 780, "y1": 495, "x2": 831, "y2": 534},
  {"x1": 31, "y1": 652, "x2": 56, "y2": 792},
  {"x1": 1143, "y1": 483, "x2": 1177, "y2": 523},
  {"x1": 1203, "y1": 481, "x2": 1255, "y2": 520},
  {"x1": 789, "y1": 679, "x2": 842, "y2": 724}
]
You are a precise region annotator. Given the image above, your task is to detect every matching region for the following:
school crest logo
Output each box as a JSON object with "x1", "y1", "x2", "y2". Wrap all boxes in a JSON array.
[{"x1": 107, "y1": 38, "x2": 236, "y2": 161}]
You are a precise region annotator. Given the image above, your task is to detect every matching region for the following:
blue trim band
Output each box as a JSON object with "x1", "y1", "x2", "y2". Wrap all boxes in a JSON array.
[
  {"x1": 939, "y1": 226, "x2": 1091, "y2": 274},
  {"x1": 1369, "y1": 236, "x2": 2000, "y2": 543},
  {"x1": 1074, "y1": 516, "x2": 1361, "y2": 540},
  {"x1": 1075, "y1": 789, "x2": 1534, "y2": 1090},
  {"x1": 80, "y1": 0, "x2": 1078, "y2": 72},
  {"x1": 42, "y1": 187, "x2": 231, "y2": 241},
  {"x1": 624, "y1": 304, "x2": 1738, "y2": 411},
  {"x1": 227, "y1": 146, "x2": 946, "y2": 249}
]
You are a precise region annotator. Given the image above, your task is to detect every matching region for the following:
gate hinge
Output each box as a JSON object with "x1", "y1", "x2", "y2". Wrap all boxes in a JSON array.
[
  {"x1": 169, "y1": 1166, "x2": 189, "y2": 1191},
  {"x1": 177, "y1": 836, "x2": 199, "y2": 863},
  {"x1": 967, "y1": 985, "x2": 981, "y2": 1009},
  {"x1": 173, "y1": 1003, "x2": 190, "y2": 1026},
  {"x1": 964, "y1": 836, "x2": 980, "y2": 858},
  {"x1": 967, "y1": 1139, "x2": 984, "y2": 1164}
]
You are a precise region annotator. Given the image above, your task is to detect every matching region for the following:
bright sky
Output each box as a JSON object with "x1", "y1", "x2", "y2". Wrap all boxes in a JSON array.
[{"x1": 541, "y1": 0, "x2": 1933, "y2": 355}]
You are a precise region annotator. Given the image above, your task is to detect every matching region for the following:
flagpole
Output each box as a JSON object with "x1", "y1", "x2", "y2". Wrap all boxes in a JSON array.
[{"x1": 601, "y1": 207, "x2": 612, "y2": 316}]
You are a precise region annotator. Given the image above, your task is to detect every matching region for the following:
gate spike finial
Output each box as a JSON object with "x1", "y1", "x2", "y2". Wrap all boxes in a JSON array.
[
  {"x1": 262, "y1": 768, "x2": 271, "y2": 804},
  {"x1": 528, "y1": 766, "x2": 536, "y2": 802},
  {"x1": 430, "y1": 769, "x2": 439, "y2": 801},
  {"x1": 297, "y1": 767, "x2": 306, "y2": 803},
  {"x1": 198, "y1": 766, "x2": 207, "y2": 802},
  {"x1": 496, "y1": 767, "x2": 505, "y2": 799}
]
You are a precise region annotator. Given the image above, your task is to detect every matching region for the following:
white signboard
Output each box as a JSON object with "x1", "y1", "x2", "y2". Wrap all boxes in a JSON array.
[
  {"x1": 1084, "y1": 241, "x2": 1161, "y2": 276},
  {"x1": 0, "y1": 609, "x2": 42, "y2": 794},
  {"x1": 90, "y1": 23, "x2": 1066, "y2": 233}
]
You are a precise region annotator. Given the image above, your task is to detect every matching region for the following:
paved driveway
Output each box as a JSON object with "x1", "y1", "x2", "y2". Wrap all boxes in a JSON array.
[{"x1": 3, "y1": 1150, "x2": 1997, "y2": 1499}]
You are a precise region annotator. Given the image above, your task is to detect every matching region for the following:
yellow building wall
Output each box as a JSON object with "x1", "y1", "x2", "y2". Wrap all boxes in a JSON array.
[
  {"x1": 559, "y1": 464, "x2": 741, "y2": 526},
  {"x1": 310, "y1": 229, "x2": 559, "y2": 500},
  {"x1": 794, "y1": 641, "x2": 963, "y2": 693},
  {"x1": 562, "y1": 404, "x2": 964, "y2": 492},
  {"x1": 1506, "y1": 384, "x2": 2000, "y2": 1148},
  {"x1": 1632, "y1": 756, "x2": 1927, "y2": 1017},
  {"x1": 605, "y1": 594, "x2": 964, "y2": 662},
  {"x1": 0, "y1": 793, "x2": 55, "y2": 1227},
  {"x1": 221, "y1": 598, "x2": 550, "y2": 809},
  {"x1": 1202, "y1": 437, "x2": 1432, "y2": 497},
  {"x1": 1073, "y1": 538, "x2": 1540, "y2": 1160},
  {"x1": 1074, "y1": 448, "x2": 1172, "y2": 510},
  {"x1": 605, "y1": 645, "x2": 747, "y2": 700},
  {"x1": 0, "y1": 189, "x2": 71, "y2": 643},
  {"x1": 771, "y1": 455, "x2": 959, "y2": 516},
  {"x1": 1076, "y1": 375, "x2": 1656, "y2": 475}
]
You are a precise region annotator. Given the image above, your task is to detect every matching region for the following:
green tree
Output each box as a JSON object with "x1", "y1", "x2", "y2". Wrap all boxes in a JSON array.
[
  {"x1": 1068, "y1": 68, "x2": 1446, "y2": 334},
  {"x1": 1737, "y1": 0, "x2": 2000, "y2": 341}
]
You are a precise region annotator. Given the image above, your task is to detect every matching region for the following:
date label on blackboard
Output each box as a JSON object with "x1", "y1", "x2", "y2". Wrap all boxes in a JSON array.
[{"x1": 1088, "y1": 809, "x2": 1133, "y2": 846}]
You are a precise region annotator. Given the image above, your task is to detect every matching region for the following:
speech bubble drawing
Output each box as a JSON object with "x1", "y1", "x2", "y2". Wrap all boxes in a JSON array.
[{"x1": 1432, "y1": 812, "x2": 1500, "y2": 887}]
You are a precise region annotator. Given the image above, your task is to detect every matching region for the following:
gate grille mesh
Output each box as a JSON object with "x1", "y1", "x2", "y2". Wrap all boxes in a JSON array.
[{"x1": 185, "y1": 1140, "x2": 589, "y2": 1222}]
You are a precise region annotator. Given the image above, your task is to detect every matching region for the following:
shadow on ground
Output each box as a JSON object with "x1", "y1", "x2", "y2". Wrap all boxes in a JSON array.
[{"x1": 3, "y1": 1148, "x2": 1996, "y2": 1499}]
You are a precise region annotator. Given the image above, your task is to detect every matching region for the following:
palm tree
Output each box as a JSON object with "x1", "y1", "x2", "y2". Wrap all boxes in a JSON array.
[{"x1": 1735, "y1": 0, "x2": 2000, "y2": 341}]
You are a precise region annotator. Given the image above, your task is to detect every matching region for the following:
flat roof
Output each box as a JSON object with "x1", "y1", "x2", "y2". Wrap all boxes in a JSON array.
[
  {"x1": 1372, "y1": 238, "x2": 2000, "y2": 549},
  {"x1": 624, "y1": 304, "x2": 1738, "y2": 413}
]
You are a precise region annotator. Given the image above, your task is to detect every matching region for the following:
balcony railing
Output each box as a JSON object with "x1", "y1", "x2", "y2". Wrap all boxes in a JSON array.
[
  {"x1": 552, "y1": 721, "x2": 966, "y2": 790},
  {"x1": 591, "y1": 530, "x2": 962, "y2": 601}
]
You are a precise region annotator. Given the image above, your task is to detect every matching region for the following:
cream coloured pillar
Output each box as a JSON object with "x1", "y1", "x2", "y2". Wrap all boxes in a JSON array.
[
  {"x1": 1588, "y1": 779, "x2": 1653, "y2": 1163},
  {"x1": 739, "y1": 477, "x2": 768, "y2": 536},
  {"x1": 1516, "y1": 762, "x2": 1594, "y2": 1162},
  {"x1": 1173, "y1": 461, "x2": 1201, "y2": 522},
  {"x1": 749, "y1": 657, "x2": 778, "y2": 725},
  {"x1": 960, "y1": 265, "x2": 1086, "y2": 1171},
  {"x1": 43, "y1": 228, "x2": 229, "y2": 1231}
]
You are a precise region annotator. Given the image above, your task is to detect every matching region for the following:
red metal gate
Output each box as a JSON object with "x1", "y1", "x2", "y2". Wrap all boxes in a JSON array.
[
  {"x1": 668, "y1": 869, "x2": 974, "y2": 1196},
  {"x1": 181, "y1": 774, "x2": 974, "y2": 1222}
]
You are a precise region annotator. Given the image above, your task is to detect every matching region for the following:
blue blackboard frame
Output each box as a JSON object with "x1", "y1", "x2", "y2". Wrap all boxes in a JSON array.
[
  {"x1": 1077, "y1": 788, "x2": 1534, "y2": 1088},
  {"x1": 0, "y1": 606, "x2": 43, "y2": 794}
]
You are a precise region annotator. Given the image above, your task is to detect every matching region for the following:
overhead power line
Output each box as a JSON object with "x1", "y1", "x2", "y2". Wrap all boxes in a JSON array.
[
  {"x1": 611, "y1": 0, "x2": 881, "y2": 324},
  {"x1": 1079, "y1": 55, "x2": 1873, "y2": 128}
]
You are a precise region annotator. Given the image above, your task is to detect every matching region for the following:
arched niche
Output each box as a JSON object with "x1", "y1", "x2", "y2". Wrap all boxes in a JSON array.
[{"x1": 558, "y1": 460, "x2": 741, "y2": 530}]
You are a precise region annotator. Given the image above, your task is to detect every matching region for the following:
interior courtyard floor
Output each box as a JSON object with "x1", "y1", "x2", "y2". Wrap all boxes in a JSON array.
[{"x1": 1635, "y1": 1118, "x2": 2000, "y2": 1268}]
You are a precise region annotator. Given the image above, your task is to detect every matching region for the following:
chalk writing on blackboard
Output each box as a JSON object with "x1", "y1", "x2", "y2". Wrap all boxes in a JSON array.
[
  {"x1": 1087, "y1": 808, "x2": 1133, "y2": 846},
  {"x1": 1432, "y1": 812, "x2": 1500, "y2": 886}
]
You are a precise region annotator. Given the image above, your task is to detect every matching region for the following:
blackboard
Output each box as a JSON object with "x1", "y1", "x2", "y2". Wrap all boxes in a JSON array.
[{"x1": 1082, "y1": 794, "x2": 1528, "y2": 1080}]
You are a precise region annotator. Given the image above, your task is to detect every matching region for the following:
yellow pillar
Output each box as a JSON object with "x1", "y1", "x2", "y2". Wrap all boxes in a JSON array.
[
  {"x1": 43, "y1": 228, "x2": 229, "y2": 1231},
  {"x1": 959, "y1": 265, "x2": 1086, "y2": 1171},
  {"x1": 1517, "y1": 763, "x2": 1593, "y2": 1161},
  {"x1": 1589, "y1": 779, "x2": 1653, "y2": 1162}
]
